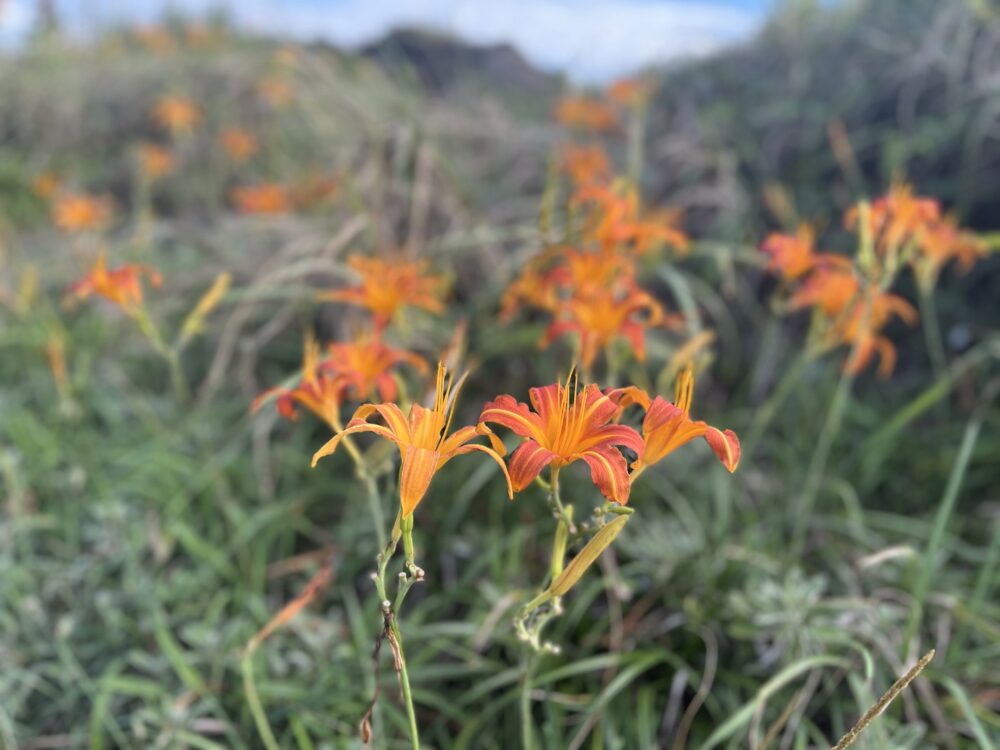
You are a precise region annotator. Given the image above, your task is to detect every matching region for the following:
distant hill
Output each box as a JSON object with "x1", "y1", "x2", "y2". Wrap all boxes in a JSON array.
[{"x1": 361, "y1": 27, "x2": 563, "y2": 106}]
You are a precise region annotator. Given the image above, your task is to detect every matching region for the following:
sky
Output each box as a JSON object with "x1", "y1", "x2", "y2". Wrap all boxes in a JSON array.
[{"x1": 0, "y1": 0, "x2": 778, "y2": 82}]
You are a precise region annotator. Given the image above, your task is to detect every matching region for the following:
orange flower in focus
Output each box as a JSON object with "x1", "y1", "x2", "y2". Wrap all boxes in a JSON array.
[
  {"x1": 52, "y1": 193, "x2": 113, "y2": 233},
  {"x1": 258, "y1": 76, "x2": 293, "y2": 107},
  {"x1": 760, "y1": 225, "x2": 850, "y2": 281},
  {"x1": 845, "y1": 183, "x2": 941, "y2": 252},
  {"x1": 152, "y1": 95, "x2": 201, "y2": 136},
  {"x1": 480, "y1": 377, "x2": 644, "y2": 504},
  {"x1": 544, "y1": 285, "x2": 670, "y2": 369},
  {"x1": 559, "y1": 144, "x2": 611, "y2": 189},
  {"x1": 554, "y1": 95, "x2": 618, "y2": 133},
  {"x1": 839, "y1": 291, "x2": 918, "y2": 377},
  {"x1": 319, "y1": 256, "x2": 447, "y2": 331},
  {"x1": 219, "y1": 128, "x2": 258, "y2": 162},
  {"x1": 231, "y1": 183, "x2": 291, "y2": 215},
  {"x1": 789, "y1": 266, "x2": 860, "y2": 318},
  {"x1": 137, "y1": 143, "x2": 175, "y2": 180},
  {"x1": 610, "y1": 364, "x2": 740, "y2": 475},
  {"x1": 32, "y1": 172, "x2": 60, "y2": 200},
  {"x1": 312, "y1": 364, "x2": 512, "y2": 518},
  {"x1": 606, "y1": 76, "x2": 650, "y2": 109},
  {"x1": 252, "y1": 334, "x2": 346, "y2": 429},
  {"x1": 576, "y1": 184, "x2": 688, "y2": 255},
  {"x1": 324, "y1": 336, "x2": 428, "y2": 403},
  {"x1": 67, "y1": 251, "x2": 161, "y2": 314}
]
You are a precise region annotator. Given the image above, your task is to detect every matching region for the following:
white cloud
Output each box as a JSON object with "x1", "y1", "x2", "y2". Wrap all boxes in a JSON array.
[{"x1": 42, "y1": 0, "x2": 763, "y2": 82}]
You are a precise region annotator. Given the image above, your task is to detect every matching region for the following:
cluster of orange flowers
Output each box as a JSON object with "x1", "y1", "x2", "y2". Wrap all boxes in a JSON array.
[
  {"x1": 230, "y1": 175, "x2": 338, "y2": 215},
  {"x1": 254, "y1": 255, "x2": 447, "y2": 439},
  {"x1": 65, "y1": 250, "x2": 162, "y2": 316},
  {"x1": 501, "y1": 87, "x2": 687, "y2": 372},
  {"x1": 552, "y1": 76, "x2": 651, "y2": 133},
  {"x1": 761, "y1": 183, "x2": 984, "y2": 376}
]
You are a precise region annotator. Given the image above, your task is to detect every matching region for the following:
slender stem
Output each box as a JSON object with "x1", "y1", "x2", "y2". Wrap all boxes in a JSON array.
[
  {"x1": 520, "y1": 652, "x2": 538, "y2": 750},
  {"x1": 791, "y1": 364, "x2": 857, "y2": 555},
  {"x1": 242, "y1": 651, "x2": 281, "y2": 750},
  {"x1": 166, "y1": 350, "x2": 189, "y2": 404},
  {"x1": 743, "y1": 347, "x2": 812, "y2": 461},
  {"x1": 389, "y1": 616, "x2": 420, "y2": 750},
  {"x1": 917, "y1": 282, "x2": 947, "y2": 380}
]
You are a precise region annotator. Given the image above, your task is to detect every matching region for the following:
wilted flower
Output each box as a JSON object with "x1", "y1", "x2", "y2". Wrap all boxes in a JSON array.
[
  {"x1": 610, "y1": 364, "x2": 740, "y2": 475},
  {"x1": 312, "y1": 364, "x2": 512, "y2": 518},
  {"x1": 554, "y1": 95, "x2": 618, "y2": 133},
  {"x1": 480, "y1": 377, "x2": 644, "y2": 504},
  {"x1": 152, "y1": 95, "x2": 201, "y2": 136},
  {"x1": 52, "y1": 193, "x2": 113, "y2": 233},
  {"x1": 219, "y1": 127, "x2": 259, "y2": 162},
  {"x1": 319, "y1": 256, "x2": 447, "y2": 331},
  {"x1": 66, "y1": 251, "x2": 161, "y2": 314},
  {"x1": 230, "y1": 183, "x2": 291, "y2": 215}
]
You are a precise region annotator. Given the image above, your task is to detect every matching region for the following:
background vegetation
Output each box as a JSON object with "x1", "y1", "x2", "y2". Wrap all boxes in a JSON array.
[{"x1": 0, "y1": 0, "x2": 998, "y2": 747}]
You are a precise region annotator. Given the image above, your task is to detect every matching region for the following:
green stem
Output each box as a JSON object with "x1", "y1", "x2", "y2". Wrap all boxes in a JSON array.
[
  {"x1": 743, "y1": 347, "x2": 812, "y2": 461},
  {"x1": 389, "y1": 616, "x2": 420, "y2": 750},
  {"x1": 520, "y1": 652, "x2": 538, "y2": 750},
  {"x1": 917, "y1": 282, "x2": 947, "y2": 380},
  {"x1": 242, "y1": 651, "x2": 281, "y2": 750},
  {"x1": 166, "y1": 350, "x2": 189, "y2": 404},
  {"x1": 791, "y1": 364, "x2": 857, "y2": 555}
]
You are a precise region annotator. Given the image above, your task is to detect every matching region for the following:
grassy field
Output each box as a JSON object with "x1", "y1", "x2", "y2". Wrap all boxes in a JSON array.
[{"x1": 1, "y1": 9, "x2": 999, "y2": 750}]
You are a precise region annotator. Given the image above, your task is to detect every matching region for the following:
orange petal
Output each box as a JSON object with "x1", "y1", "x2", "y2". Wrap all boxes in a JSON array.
[
  {"x1": 311, "y1": 422, "x2": 399, "y2": 467},
  {"x1": 704, "y1": 427, "x2": 741, "y2": 473},
  {"x1": 448, "y1": 443, "x2": 514, "y2": 499},
  {"x1": 480, "y1": 395, "x2": 547, "y2": 443},
  {"x1": 399, "y1": 446, "x2": 440, "y2": 517},
  {"x1": 579, "y1": 447, "x2": 631, "y2": 504},
  {"x1": 507, "y1": 440, "x2": 558, "y2": 492}
]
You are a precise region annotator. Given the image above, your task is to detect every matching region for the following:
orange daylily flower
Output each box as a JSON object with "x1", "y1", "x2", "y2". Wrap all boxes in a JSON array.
[
  {"x1": 480, "y1": 377, "x2": 644, "y2": 504},
  {"x1": 319, "y1": 256, "x2": 447, "y2": 331},
  {"x1": 554, "y1": 95, "x2": 619, "y2": 133},
  {"x1": 914, "y1": 215, "x2": 984, "y2": 286},
  {"x1": 547, "y1": 247, "x2": 636, "y2": 298},
  {"x1": 606, "y1": 76, "x2": 650, "y2": 108},
  {"x1": 231, "y1": 183, "x2": 291, "y2": 215},
  {"x1": 576, "y1": 183, "x2": 688, "y2": 256},
  {"x1": 32, "y1": 172, "x2": 60, "y2": 200},
  {"x1": 312, "y1": 364, "x2": 513, "y2": 518},
  {"x1": 52, "y1": 193, "x2": 113, "y2": 233},
  {"x1": 760, "y1": 225, "x2": 851, "y2": 281},
  {"x1": 152, "y1": 95, "x2": 201, "y2": 135},
  {"x1": 845, "y1": 183, "x2": 941, "y2": 252},
  {"x1": 789, "y1": 266, "x2": 860, "y2": 318},
  {"x1": 67, "y1": 251, "x2": 162, "y2": 314},
  {"x1": 132, "y1": 25, "x2": 176, "y2": 54},
  {"x1": 838, "y1": 291, "x2": 918, "y2": 377},
  {"x1": 559, "y1": 144, "x2": 611, "y2": 189},
  {"x1": 219, "y1": 127, "x2": 259, "y2": 162},
  {"x1": 137, "y1": 143, "x2": 175, "y2": 180},
  {"x1": 252, "y1": 334, "x2": 346, "y2": 429},
  {"x1": 324, "y1": 336, "x2": 428, "y2": 403},
  {"x1": 257, "y1": 76, "x2": 294, "y2": 107},
  {"x1": 544, "y1": 284, "x2": 670, "y2": 369},
  {"x1": 610, "y1": 364, "x2": 740, "y2": 474}
]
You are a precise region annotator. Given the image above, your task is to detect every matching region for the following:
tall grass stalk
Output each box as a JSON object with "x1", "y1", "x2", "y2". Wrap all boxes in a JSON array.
[{"x1": 917, "y1": 283, "x2": 947, "y2": 379}]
